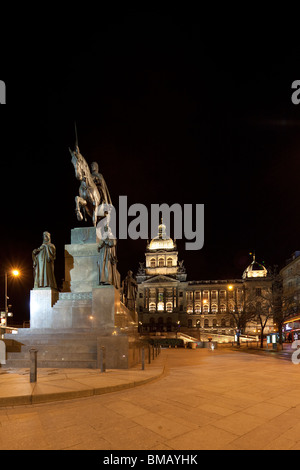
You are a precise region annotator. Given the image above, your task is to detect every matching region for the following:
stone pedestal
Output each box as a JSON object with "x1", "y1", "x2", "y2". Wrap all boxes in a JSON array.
[
  {"x1": 10, "y1": 227, "x2": 139, "y2": 369},
  {"x1": 92, "y1": 285, "x2": 120, "y2": 328},
  {"x1": 30, "y1": 288, "x2": 59, "y2": 329},
  {"x1": 30, "y1": 284, "x2": 122, "y2": 330},
  {"x1": 64, "y1": 227, "x2": 100, "y2": 293},
  {"x1": 30, "y1": 227, "x2": 125, "y2": 330}
]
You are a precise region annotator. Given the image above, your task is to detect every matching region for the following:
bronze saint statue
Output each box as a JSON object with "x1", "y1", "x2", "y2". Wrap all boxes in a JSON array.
[
  {"x1": 90, "y1": 161, "x2": 112, "y2": 206},
  {"x1": 98, "y1": 224, "x2": 119, "y2": 288},
  {"x1": 122, "y1": 270, "x2": 137, "y2": 311},
  {"x1": 32, "y1": 232, "x2": 57, "y2": 289}
]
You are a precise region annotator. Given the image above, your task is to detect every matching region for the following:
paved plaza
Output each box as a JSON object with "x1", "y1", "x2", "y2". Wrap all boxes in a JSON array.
[{"x1": 1, "y1": 345, "x2": 300, "y2": 450}]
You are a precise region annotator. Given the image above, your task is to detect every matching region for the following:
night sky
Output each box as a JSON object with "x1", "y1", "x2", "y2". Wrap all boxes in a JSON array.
[{"x1": 0, "y1": 13, "x2": 299, "y2": 323}]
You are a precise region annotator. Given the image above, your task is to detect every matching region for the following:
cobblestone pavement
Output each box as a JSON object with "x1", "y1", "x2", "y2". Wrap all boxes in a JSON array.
[{"x1": 1, "y1": 346, "x2": 300, "y2": 450}]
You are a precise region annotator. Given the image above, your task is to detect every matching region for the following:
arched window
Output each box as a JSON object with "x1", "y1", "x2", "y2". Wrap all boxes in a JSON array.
[
  {"x1": 194, "y1": 304, "x2": 201, "y2": 313},
  {"x1": 203, "y1": 304, "x2": 209, "y2": 313},
  {"x1": 213, "y1": 318, "x2": 217, "y2": 328},
  {"x1": 187, "y1": 304, "x2": 193, "y2": 314},
  {"x1": 167, "y1": 258, "x2": 173, "y2": 267},
  {"x1": 228, "y1": 303, "x2": 235, "y2": 313},
  {"x1": 188, "y1": 319, "x2": 193, "y2": 328},
  {"x1": 221, "y1": 318, "x2": 226, "y2": 328},
  {"x1": 196, "y1": 320, "x2": 201, "y2": 328},
  {"x1": 211, "y1": 304, "x2": 218, "y2": 313},
  {"x1": 150, "y1": 258, "x2": 156, "y2": 268},
  {"x1": 149, "y1": 317, "x2": 155, "y2": 332},
  {"x1": 149, "y1": 302, "x2": 156, "y2": 312},
  {"x1": 219, "y1": 304, "x2": 226, "y2": 313},
  {"x1": 157, "y1": 317, "x2": 164, "y2": 331},
  {"x1": 166, "y1": 302, "x2": 172, "y2": 313},
  {"x1": 204, "y1": 318, "x2": 209, "y2": 328},
  {"x1": 158, "y1": 258, "x2": 164, "y2": 267}
]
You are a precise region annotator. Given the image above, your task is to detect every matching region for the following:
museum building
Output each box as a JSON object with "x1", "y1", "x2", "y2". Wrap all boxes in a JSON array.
[
  {"x1": 135, "y1": 221, "x2": 273, "y2": 336},
  {"x1": 281, "y1": 251, "x2": 300, "y2": 340}
]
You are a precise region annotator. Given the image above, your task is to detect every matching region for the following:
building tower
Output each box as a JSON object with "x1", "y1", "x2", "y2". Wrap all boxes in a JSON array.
[{"x1": 136, "y1": 221, "x2": 187, "y2": 332}]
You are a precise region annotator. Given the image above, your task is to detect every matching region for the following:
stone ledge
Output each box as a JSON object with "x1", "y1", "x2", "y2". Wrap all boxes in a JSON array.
[{"x1": 0, "y1": 364, "x2": 166, "y2": 406}]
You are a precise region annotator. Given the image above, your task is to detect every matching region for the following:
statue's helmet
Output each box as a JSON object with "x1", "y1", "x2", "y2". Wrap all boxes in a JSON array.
[
  {"x1": 91, "y1": 161, "x2": 99, "y2": 172},
  {"x1": 43, "y1": 231, "x2": 51, "y2": 242}
]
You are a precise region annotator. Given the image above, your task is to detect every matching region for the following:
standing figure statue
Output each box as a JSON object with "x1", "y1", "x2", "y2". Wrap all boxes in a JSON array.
[
  {"x1": 98, "y1": 224, "x2": 119, "y2": 288},
  {"x1": 32, "y1": 231, "x2": 57, "y2": 289},
  {"x1": 122, "y1": 270, "x2": 137, "y2": 311}
]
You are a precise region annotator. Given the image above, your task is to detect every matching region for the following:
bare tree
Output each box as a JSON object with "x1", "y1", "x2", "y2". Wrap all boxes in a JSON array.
[
  {"x1": 246, "y1": 288, "x2": 274, "y2": 348},
  {"x1": 272, "y1": 275, "x2": 289, "y2": 345},
  {"x1": 225, "y1": 287, "x2": 256, "y2": 346}
]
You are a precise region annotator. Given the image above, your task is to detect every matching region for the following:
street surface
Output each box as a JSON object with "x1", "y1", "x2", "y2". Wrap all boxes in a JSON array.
[{"x1": 1, "y1": 346, "x2": 300, "y2": 450}]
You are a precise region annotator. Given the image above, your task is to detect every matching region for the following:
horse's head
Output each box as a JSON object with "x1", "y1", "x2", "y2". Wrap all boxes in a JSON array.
[{"x1": 69, "y1": 145, "x2": 86, "y2": 181}]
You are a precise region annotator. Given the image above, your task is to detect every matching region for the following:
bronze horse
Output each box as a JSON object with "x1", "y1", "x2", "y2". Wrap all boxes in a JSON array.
[{"x1": 69, "y1": 144, "x2": 101, "y2": 227}]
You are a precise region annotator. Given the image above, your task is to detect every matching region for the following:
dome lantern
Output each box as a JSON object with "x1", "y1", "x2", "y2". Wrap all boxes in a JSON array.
[{"x1": 242, "y1": 253, "x2": 268, "y2": 279}]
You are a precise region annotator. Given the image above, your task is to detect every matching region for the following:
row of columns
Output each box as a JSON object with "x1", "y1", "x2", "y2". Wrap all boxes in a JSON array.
[
  {"x1": 186, "y1": 289, "x2": 242, "y2": 311},
  {"x1": 143, "y1": 287, "x2": 178, "y2": 311},
  {"x1": 142, "y1": 286, "x2": 243, "y2": 313}
]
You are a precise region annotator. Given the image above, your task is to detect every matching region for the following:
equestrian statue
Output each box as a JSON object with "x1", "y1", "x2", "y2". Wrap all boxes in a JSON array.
[{"x1": 69, "y1": 131, "x2": 112, "y2": 227}]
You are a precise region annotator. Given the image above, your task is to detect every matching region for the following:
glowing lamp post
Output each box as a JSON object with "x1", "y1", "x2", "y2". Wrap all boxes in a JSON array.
[
  {"x1": 227, "y1": 284, "x2": 239, "y2": 345},
  {"x1": 4, "y1": 269, "x2": 20, "y2": 326}
]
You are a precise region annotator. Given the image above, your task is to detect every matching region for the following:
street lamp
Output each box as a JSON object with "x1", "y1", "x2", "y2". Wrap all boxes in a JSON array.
[
  {"x1": 4, "y1": 269, "x2": 20, "y2": 326},
  {"x1": 176, "y1": 320, "x2": 180, "y2": 337}
]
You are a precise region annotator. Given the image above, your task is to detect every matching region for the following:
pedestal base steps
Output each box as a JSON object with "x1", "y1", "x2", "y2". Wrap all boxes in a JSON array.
[
  {"x1": 4, "y1": 328, "x2": 142, "y2": 369},
  {"x1": 4, "y1": 227, "x2": 140, "y2": 370}
]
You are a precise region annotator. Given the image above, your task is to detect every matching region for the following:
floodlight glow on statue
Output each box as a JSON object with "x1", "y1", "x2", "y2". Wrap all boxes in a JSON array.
[{"x1": 69, "y1": 128, "x2": 112, "y2": 227}]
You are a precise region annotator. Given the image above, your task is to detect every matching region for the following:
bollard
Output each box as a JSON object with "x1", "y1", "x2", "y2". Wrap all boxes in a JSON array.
[
  {"x1": 29, "y1": 348, "x2": 38, "y2": 383},
  {"x1": 97, "y1": 345, "x2": 106, "y2": 373},
  {"x1": 152, "y1": 345, "x2": 155, "y2": 360},
  {"x1": 148, "y1": 345, "x2": 151, "y2": 364},
  {"x1": 101, "y1": 346, "x2": 106, "y2": 372},
  {"x1": 141, "y1": 347, "x2": 145, "y2": 370},
  {"x1": 0, "y1": 340, "x2": 6, "y2": 365}
]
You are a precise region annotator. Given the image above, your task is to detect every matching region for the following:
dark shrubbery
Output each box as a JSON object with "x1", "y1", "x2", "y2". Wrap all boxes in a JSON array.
[{"x1": 148, "y1": 338, "x2": 184, "y2": 348}]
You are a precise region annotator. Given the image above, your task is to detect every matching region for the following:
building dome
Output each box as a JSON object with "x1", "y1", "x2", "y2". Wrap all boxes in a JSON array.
[
  {"x1": 243, "y1": 254, "x2": 268, "y2": 279},
  {"x1": 148, "y1": 220, "x2": 175, "y2": 251}
]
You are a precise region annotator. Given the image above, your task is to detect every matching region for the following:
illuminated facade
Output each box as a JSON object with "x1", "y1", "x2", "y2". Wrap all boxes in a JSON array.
[
  {"x1": 136, "y1": 223, "x2": 273, "y2": 336},
  {"x1": 281, "y1": 251, "x2": 300, "y2": 300},
  {"x1": 242, "y1": 254, "x2": 268, "y2": 279},
  {"x1": 281, "y1": 251, "x2": 300, "y2": 338}
]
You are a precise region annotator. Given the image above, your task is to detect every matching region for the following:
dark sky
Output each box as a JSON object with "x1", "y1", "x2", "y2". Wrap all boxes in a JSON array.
[{"x1": 0, "y1": 12, "x2": 299, "y2": 323}]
